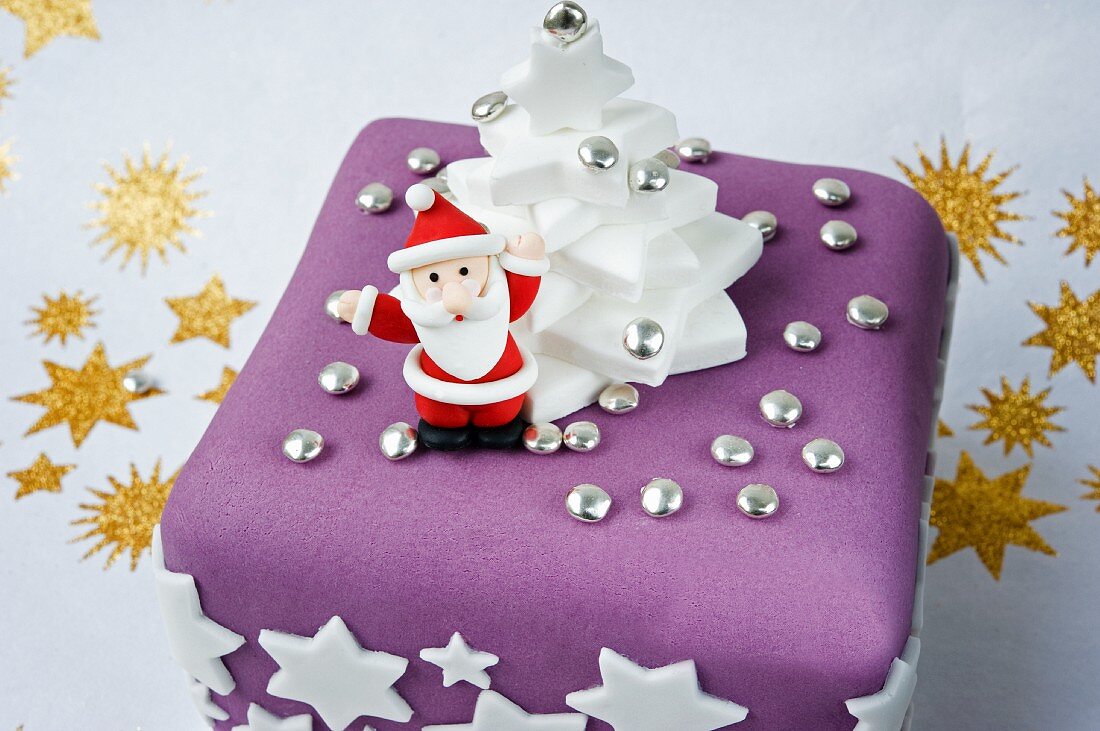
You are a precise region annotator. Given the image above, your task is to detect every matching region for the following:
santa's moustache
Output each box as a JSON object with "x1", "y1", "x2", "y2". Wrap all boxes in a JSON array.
[{"x1": 400, "y1": 278, "x2": 507, "y2": 328}]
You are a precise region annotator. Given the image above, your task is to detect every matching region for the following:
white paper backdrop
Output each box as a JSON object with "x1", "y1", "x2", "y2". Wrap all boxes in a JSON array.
[{"x1": 1, "y1": 1, "x2": 1098, "y2": 729}]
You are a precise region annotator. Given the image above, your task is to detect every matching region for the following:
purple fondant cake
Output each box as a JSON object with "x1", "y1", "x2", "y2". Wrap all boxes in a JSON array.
[{"x1": 154, "y1": 6, "x2": 954, "y2": 731}]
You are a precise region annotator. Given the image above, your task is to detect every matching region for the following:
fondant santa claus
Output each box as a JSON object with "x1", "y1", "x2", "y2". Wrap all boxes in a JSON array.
[{"x1": 337, "y1": 183, "x2": 548, "y2": 450}]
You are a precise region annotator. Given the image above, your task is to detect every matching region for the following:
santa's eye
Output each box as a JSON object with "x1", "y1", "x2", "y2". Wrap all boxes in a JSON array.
[
  {"x1": 459, "y1": 267, "x2": 469, "y2": 276},
  {"x1": 429, "y1": 272, "x2": 439, "y2": 282}
]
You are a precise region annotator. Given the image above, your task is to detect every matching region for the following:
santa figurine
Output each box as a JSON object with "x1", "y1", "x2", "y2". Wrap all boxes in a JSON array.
[{"x1": 337, "y1": 183, "x2": 549, "y2": 451}]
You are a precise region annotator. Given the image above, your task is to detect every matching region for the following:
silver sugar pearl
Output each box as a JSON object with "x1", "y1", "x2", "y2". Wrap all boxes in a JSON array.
[
  {"x1": 423, "y1": 175, "x2": 450, "y2": 195},
  {"x1": 577, "y1": 136, "x2": 619, "y2": 172},
  {"x1": 628, "y1": 158, "x2": 670, "y2": 194},
  {"x1": 783, "y1": 321, "x2": 822, "y2": 352},
  {"x1": 563, "y1": 420, "x2": 600, "y2": 452},
  {"x1": 406, "y1": 147, "x2": 441, "y2": 176},
  {"x1": 282, "y1": 429, "x2": 323, "y2": 463},
  {"x1": 354, "y1": 182, "x2": 393, "y2": 214},
  {"x1": 640, "y1": 478, "x2": 683, "y2": 518},
  {"x1": 710, "y1": 435, "x2": 754, "y2": 467},
  {"x1": 523, "y1": 422, "x2": 563, "y2": 454},
  {"x1": 623, "y1": 317, "x2": 665, "y2": 360},
  {"x1": 675, "y1": 137, "x2": 712, "y2": 163},
  {"x1": 317, "y1": 361, "x2": 360, "y2": 395},
  {"x1": 847, "y1": 295, "x2": 890, "y2": 330},
  {"x1": 121, "y1": 370, "x2": 153, "y2": 394},
  {"x1": 802, "y1": 438, "x2": 845, "y2": 473},
  {"x1": 325, "y1": 290, "x2": 348, "y2": 323},
  {"x1": 543, "y1": 1, "x2": 588, "y2": 43},
  {"x1": 820, "y1": 220, "x2": 858, "y2": 251},
  {"x1": 742, "y1": 210, "x2": 778, "y2": 243},
  {"x1": 737, "y1": 483, "x2": 779, "y2": 519},
  {"x1": 598, "y1": 383, "x2": 639, "y2": 414},
  {"x1": 654, "y1": 148, "x2": 681, "y2": 169},
  {"x1": 812, "y1": 177, "x2": 851, "y2": 207},
  {"x1": 759, "y1": 389, "x2": 803, "y2": 428},
  {"x1": 471, "y1": 91, "x2": 509, "y2": 122},
  {"x1": 565, "y1": 483, "x2": 611, "y2": 522},
  {"x1": 379, "y1": 421, "x2": 418, "y2": 461}
]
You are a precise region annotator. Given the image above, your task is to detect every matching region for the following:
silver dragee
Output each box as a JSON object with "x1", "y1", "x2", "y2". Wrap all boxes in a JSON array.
[
  {"x1": 737, "y1": 484, "x2": 779, "y2": 519},
  {"x1": 565, "y1": 483, "x2": 612, "y2": 522},
  {"x1": 379, "y1": 422, "x2": 418, "y2": 461},
  {"x1": 759, "y1": 389, "x2": 803, "y2": 428},
  {"x1": 812, "y1": 177, "x2": 851, "y2": 207},
  {"x1": 628, "y1": 157, "x2": 670, "y2": 193},
  {"x1": 741, "y1": 210, "x2": 778, "y2": 243},
  {"x1": 121, "y1": 370, "x2": 153, "y2": 394},
  {"x1": 317, "y1": 361, "x2": 360, "y2": 395},
  {"x1": 598, "y1": 383, "x2": 639, "y2": 414},
  {"x1": 283, "y1": 429, "x2": 324, "y2": 463},
  {"x1": 641, "y1": 478, "x2": 683, "y2": 517},
  {"x1": 543, "y1": 1, "x2": 588, "y2": 42},
  {"x1": 710, "y1": 435, "x2": 754, "y2": 467},
  {"x1": 471, "y1": 91, "x2": 509, "y2": 122},
  {"x1": 820, "y1": 220, "x2": 858, "y2": 251},
  {"x1": 654, "y1": 148, "x2": 681, "y2": 169},
  {"x1": 523, "y1": 422, "x2": 563, "y2": 454},
  {"x1": 354, "y1": 182, "x2": 393, "y2": 214},
  {"x1": 802, "y1": 438, "x2": 845, "y2": 473},
  {"x1": 783, "y1": 321, "x2": 822, "y2": 352},
  {"x1": 623, "y1": 317, "x2": 664, "y2": 359},
  {"x1": 675, "y1": 137, "x2": 711, "y2": 163},
  {"x1": 847, "y1": 295, "x2": 890, "y2": 330},
  {"x1": 325, "y1": 290, "x2": 348, "y2": 322},
  {"x1": 406, "y1": 147, "x2": 441, "y2": 176},
  {"x1": 577, "y1": 136, "x2": 619, "y2": 172},
  {"x1": 563, "y1": 421, "x2": 600, "y2": 452}
]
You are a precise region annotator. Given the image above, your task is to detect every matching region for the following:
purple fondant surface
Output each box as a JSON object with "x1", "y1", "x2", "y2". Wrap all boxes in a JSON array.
[{"x1": 161, "y1": 118, "x2": 948, "y2": 730}]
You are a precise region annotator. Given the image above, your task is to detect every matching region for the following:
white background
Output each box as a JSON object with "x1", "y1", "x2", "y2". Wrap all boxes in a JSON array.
[{"x1": 1, "y1": 1, "x2": 1098, "y2": 729}]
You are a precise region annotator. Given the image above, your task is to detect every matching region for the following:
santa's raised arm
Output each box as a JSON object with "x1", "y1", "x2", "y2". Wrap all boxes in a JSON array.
[{"x1": 337, "y1": 183, "x2": 548, "y2": 451}]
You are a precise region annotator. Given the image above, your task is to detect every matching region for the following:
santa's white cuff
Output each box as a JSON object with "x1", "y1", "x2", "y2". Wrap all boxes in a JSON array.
[
  {"x1": 351, "y1": 285, "x2": 379, "y2": 335},
  {"x1": 499, "y1": 251, "x2": 550, "y2": 277}
]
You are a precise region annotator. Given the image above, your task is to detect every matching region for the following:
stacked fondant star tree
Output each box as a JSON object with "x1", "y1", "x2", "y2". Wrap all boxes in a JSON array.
[{"x1": 446, "y1": 8, "x2": 762, "y2": 422}]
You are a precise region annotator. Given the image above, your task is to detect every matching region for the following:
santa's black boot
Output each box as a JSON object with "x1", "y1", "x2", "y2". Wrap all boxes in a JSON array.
[
  {"x1": 418, "y1": 419, "x2": 473, "y2": 451},
  {"x1": 474, "y1": 417, "x2": 526, "y2": 449}
]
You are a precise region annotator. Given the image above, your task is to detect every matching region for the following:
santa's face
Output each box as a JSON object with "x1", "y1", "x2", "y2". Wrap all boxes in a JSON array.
[{"x1": 410, "y1": 256, "x2": 490, "y2": 299}]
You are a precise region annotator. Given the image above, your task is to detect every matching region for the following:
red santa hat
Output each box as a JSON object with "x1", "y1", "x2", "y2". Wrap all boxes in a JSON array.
[{"x1": 386, "y1": 184, "x2": 506, "y2": 273}]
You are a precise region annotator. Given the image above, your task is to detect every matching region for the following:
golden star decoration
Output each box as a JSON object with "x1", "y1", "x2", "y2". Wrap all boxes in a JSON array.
[
  {"x1": 196, "y1": 366, "x2": 237, "y2": 404},
  {"x1": 1080, "y1": 466, "x2": 1100, "y2": 512},
  {"x1": 7, "y1": 452, "x2": 75, "y2": 500},
  {"x1": 1055, "y1": 178, "x2": 1100, "y2": 267},
  {"x1": 0, "y1": 0, "x2": 100, "y2": 58},
  {"x1": 72, "y1": 460, "x2": 178, "y2": 570},
  {"x1": 166, "y1": 274, "x2": 255, "y2": 348},
  {"x1": 12, "y1": 342, "x2": 163, "y2": 447},
  {"x1": 929, "y1": 451, "x2": 1066, "y2": 579},
  {"x1": 967, "y1": 376, "x2": 1065, "y2": 457},
  {"x1": 895, "y1": 139, "x2": 1025, "y2": 280},
  {"x1": 1024, "y1": 281, "x2": 1100, "y2": 382},
  {"x1": 25, "y1": 290, "x2": 98, "y2": 345},
  {"x1": 937, "y1": 420, "x2": 954, "y2": 438},
  {"x1": 0, "y1": 64, "x2": 14, "y2": 111},
  {"x1": 0, "y1": 137, "x2": 18, "y2": 194},
  {"x1": 88, "y1": 145, "x2": 207, "y2": 272}
]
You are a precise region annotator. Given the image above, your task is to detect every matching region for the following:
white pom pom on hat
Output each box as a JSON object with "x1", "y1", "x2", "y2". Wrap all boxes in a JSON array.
[{"x1": 405, "y1": 183, "x2": 436, "y2": 212}]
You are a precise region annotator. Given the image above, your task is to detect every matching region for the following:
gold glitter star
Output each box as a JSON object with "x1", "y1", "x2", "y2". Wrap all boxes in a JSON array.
[
  {"x1": 1081, "y1": 466, "x2": 1100, "y2": 512},
  {"x1": 0, "y1": 64, "x2": 14, "y2": 111},
  {"x1": 7, "y1": 452, "x2": 75, "y2": 499},
  {"x1": 88, "y1": 145, "x2": 207, "y2": 272},
  {"x1": 937, "y1": 420, "x2": 954, "y2": 438},
  {"x1": 0, "y1": 0, "x2": 100, "y2": 58},
  {"x1": 0, "y1": 137, "x2": 18, "y2": 194},
  {"x1": 1023, "y1": 281, "x2": 1100, "y2": 382},
  {"x1": 895, "y1": 139, "x2": 1025, "y2": 280},
  {"x1": 25, "y1": 290, "x2": 98, "y2": 345},
  {"x1": 929, "y1": 451, "x2": 1066, "y2": 579},
  {"x1": 11, "y1": 342, "x2": 163, "y2": 447},
  {"x1": 1055, "y1": 178, "x2": 1100, "y2": 267},
  {"x1": 196, "y1": 366, "x2": 237, "y2": 405},
  {"x1": 967, "y1": 376, "x2": 1064, "y2": 457},
  {"x1": 72, "y1": 460, "x2": 178, "y2": 570},
  {"x1": 166, "y1": 274, "x2": 255, "y2": 348}
]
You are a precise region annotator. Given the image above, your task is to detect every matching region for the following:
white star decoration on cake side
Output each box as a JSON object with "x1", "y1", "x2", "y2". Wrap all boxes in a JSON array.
[
  {"x1": 424, "y1": 690, "x2": 587, "y2": 731},
  {"x1": 231, "y1": 703, "x2": 314, "y2": 731},
  {"x1": 152, "y1": 526, "x2": 245, "y2": 696},
  {"x1": 258, "y1": 616, "x2": 412, "y2": 729},
  {"x1": 501, "y1": 20, "x2": 633, "y2": 135},
  {"x1": 187, "y1": 676, "x2": 229, "y2": 723},
  {"x1": 419, "y1": 632, "x2": 500, "y2": 689},
  {"x1": 845, "y1": 637, "x2": 921, "y2": 731},
  {"x1": 565, "y1": 647, "x2": 748, "y2": 730}
]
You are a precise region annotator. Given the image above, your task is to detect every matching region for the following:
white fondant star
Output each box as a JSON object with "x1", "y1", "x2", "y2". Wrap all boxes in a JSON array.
[
  {"x1": 845, "y1": 637, "x2": 921, "y2": 731},
  {"x1": 565, "y1": 648, "x2": 748, "y2": 730},
  {"x1": 501, "y1": 20, "x2": 633, "y2": 135},
  {"x1": 258, "y1": 616, "x2": 412, "y2": 729},
  {"x1": 152, "y1": 525, "x2": 245, "y2": 696},
  {"x1": 419, "y1": 632, "x2": 500, "y2": 689},
  {"x1": 424, "y1": 690, "x2": 587, "y2": 731},
  {"x1": 187, "y1": 676, "x2": 229, "y2": 724},
  {"x1": 230, "y1": 703, "x2": 315, "y2": 731}
]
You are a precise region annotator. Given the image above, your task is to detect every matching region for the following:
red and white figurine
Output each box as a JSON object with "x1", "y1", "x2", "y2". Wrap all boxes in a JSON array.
[{"x1": 338, "y1": 183, "x2": 549, "y2": 450}]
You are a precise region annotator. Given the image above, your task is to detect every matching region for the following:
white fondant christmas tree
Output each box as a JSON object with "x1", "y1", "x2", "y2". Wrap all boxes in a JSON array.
[{"x1": 445, "y1": 8, "x2": 763, "y2": 422}]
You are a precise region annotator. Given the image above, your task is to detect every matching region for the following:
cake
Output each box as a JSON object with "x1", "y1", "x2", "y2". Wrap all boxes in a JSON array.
[{"x1": 154, "y1": 4, "x2": 957, "y2": 730}]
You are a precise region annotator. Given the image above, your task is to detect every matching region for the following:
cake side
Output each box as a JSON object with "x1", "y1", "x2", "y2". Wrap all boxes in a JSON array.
[{"x1": 159, "y1": 117, "x2": 949, "y2": 730}]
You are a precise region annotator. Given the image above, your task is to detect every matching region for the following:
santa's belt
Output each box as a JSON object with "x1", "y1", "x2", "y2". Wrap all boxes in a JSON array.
[{"x1": 402, "y1": 344, "x2": 538, "y2": 406}]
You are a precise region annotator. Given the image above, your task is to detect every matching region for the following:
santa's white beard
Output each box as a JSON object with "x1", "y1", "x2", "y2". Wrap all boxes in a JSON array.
[{"x1": 400, "y1": 266, "x2": 511, "y2": 381}]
